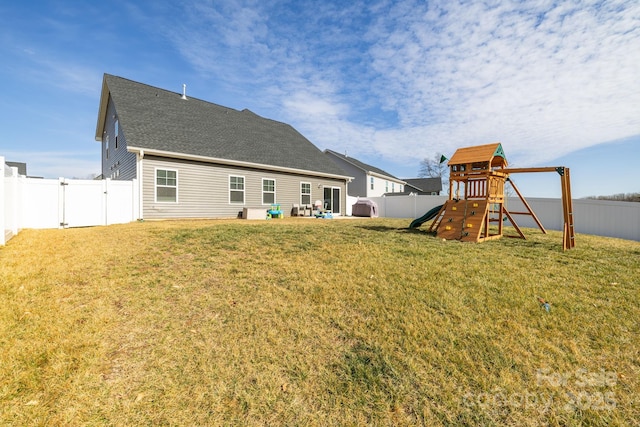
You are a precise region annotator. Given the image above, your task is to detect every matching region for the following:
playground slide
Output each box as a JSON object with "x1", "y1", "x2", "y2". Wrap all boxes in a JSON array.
[{"x1": 409, "y1": 204, "x2": 444, "y2": 229}]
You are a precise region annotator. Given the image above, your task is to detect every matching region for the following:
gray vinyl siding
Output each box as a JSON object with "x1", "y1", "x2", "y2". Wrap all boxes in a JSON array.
[
  {"x1": 101, "y1": 96, "x2": 137, "y2": 180},
  {"x1": 330, "y1": 159, "x2": 367, "y2": 197},
  {"x1": 327, "y1": 154, "x2": 370, "y2": 197},
  {"x1": 141, "y1": 156, "x2": 347, "y2": 219}
]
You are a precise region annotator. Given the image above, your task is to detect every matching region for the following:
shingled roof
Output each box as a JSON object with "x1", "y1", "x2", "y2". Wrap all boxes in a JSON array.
[
  {"x1": 95, "y1": 74, "x2": 349, "y2": 178},
  {"x1": 324, "y1": 149, "x2": 401, "y2": 180},
  {"x1": 404, "y1": 178, "x2": 442, "y2": 193},
  {"x1": 448, "y1": 142, "x2": 507, "y2": 169}
]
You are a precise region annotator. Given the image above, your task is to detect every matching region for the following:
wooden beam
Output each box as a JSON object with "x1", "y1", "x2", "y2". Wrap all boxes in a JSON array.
[
  {"x1": 502, "y1": 208, "x2": 526, "y2": 239},
  {"x1": 507, "y1": 211, "x2": 536, "y2": 215},
  {"x1": 500, "y1": 165, "x2": 576, "y2": 250},
  {"x1": 506, "y1": 179, "x2": 546, "y2": 234},
  {"x1": 497, "y1": 167, "x2": 564, "y2": 174}
]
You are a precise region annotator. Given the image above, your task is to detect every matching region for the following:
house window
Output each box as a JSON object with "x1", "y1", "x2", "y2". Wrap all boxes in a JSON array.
[
  {"x1": 105, "y1": 135, "x2": 109, "y2": 159},
  {"x1": 385, "y1": 181, "x2": 388, "y2": 192},
  {"x1": 229, "y1": 176, "x2": 245, "y2": 203},
  {"x1": 370, "y1": 176, "x2": 374, "y2": 190},
  {"x1": 114, "y1": 119, "x2": 119, "y2": 149},
  {"x1": 156, "y1": 169, "x2": 177, "y2": 202},
  {"x1": 301, "y1": 182, "x2": 311, "y2": 205},
  {"x1": 263, "y1": 178, "x2": 275, "y2": 204},
  {"x1": 392, "y1": 182, "x2": 395, "y2": 192}
]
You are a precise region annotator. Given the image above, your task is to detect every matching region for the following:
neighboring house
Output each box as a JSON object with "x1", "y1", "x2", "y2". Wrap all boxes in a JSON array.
[
  {"x1": 324, "y1": 149, "x2": 405, "y2": 197},
  {"x1": 95, "y1": 74, "x2": 352, "y2": 219},
  {"x1": 403, "y1": 178, "x2": 442, "y2": 195},
  {"x1": 6, "y1": 162, "x2": 27, "y2": 176},
  {"x1": 5, "y1": 161, "x2": 42, "y2": 179}
]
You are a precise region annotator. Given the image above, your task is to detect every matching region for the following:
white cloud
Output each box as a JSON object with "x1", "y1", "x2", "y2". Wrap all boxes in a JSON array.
[{"x1": 162, "y1": 0, "x2": 640, "y2": 168}]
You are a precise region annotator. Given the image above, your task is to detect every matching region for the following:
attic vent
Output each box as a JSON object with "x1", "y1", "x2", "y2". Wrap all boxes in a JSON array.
[{"x1": 181, "y1": 84, "x2": 187, "y2": 100}]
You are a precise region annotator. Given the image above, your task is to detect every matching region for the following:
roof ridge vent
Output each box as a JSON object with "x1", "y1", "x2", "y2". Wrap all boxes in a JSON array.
[{"x1": 181, "y1": 84, "x2": 187, "y2": 100}]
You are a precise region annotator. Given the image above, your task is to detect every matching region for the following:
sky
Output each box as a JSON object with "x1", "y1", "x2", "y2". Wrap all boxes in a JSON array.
[{"x1": 1, "y1": 0, "x2": 638, "y2": 199}]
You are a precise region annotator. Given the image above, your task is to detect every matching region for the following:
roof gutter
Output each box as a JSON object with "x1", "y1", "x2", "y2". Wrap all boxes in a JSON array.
[
  {"x1": 368, "y1": 170, "x2": 406, "y2": 184},
  {"x1": 128, "y1": 146, "x2": 353, "y2": 182}
]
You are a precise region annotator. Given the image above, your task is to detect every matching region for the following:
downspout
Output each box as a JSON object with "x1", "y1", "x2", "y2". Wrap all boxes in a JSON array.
[{"x1": 138, "y1": 150, "x2": 144, "y2": 220}]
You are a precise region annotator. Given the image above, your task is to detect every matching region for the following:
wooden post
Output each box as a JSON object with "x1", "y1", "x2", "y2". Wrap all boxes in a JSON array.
[
  {"x1": 498, "y1": 167, "x2": 576, "y2": 250},
  {"x1": 506, "y1": 178, "x2": 546, "y2": 234},
  {"x1": 560, "y1": 168, "x2": 576, "y2": 250}
]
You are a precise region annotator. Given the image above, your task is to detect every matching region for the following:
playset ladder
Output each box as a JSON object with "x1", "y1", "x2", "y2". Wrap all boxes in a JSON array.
[{"x1": 561, "y1": 168, "x2": 576, "y2": 250}]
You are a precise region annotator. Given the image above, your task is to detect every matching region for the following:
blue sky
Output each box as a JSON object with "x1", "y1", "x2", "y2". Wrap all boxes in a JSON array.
[{"x1": 1, "y1": 0, "x2": 638, "y2": 198}]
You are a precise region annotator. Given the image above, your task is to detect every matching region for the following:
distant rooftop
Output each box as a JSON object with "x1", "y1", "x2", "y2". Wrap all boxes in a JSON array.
[
  {"x1": 6, "y1": 161, "x2": 27, "y2": 176},
  {"x1": 325, "y1": 149, "x2": 401, "y2": 180}
]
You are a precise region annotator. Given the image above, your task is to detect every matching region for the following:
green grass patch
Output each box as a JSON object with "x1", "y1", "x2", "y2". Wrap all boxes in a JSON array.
[{"x1": 0, "y1": 218, "x2": 638, "y2": 426}]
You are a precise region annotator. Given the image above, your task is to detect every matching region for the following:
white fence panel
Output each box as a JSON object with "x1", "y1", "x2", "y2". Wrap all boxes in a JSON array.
[
  {"x1": 346, "y1": 196, "x2": 357, "y2": 216},
  {"x1": 107, "y1": 179, "x2": 139, "y2": 225},
  {"x1": 1, "y1": 158, "x2": 19, "y2": 245},
  {"x1": 366, "y1": 195, "x2": 448, "y2": 219},
  {"x1": 0, "y1": 172, "x2": 138, "y2": 245},
  {"x1": 414, "y1": 195, "x2": 449, "y2": 219},
  {"x1": 505, "y1": 197, "x2": 640, "y2": 241},
  {"x1": 355, "y1": 194, "x2": 639, "y2": 241},
  {"x1": 504, "y1": 197, "x2": 564, "y2": 231},
  {"x1": 574, "y1": 199, "x2": 640, "y2": 241},
  {"x1": 20, "y1": 178, "x2": 61, "y2": 229},
  {"x1": 6, "y1": 168, "x2": 18, "y2": 240},
  {"x1": 1, "y1": 160, "x2": 4, "y2": 245},
  {"x1": 63, "y1": 179, "x2": 106, "y2": 228}
]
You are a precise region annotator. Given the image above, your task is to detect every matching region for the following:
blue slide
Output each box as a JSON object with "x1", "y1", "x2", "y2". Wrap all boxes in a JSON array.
[{"x1": 409, "y1": 204, "x2": 443, "y2": 229}]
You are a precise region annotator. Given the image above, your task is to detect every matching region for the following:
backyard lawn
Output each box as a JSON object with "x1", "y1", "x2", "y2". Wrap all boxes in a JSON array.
[{"x1": 1, "y1": 218, "x2": 638, "y2": 426}]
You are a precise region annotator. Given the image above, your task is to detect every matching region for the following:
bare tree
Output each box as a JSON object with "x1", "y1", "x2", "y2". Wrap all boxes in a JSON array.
[
  {"x1": 587, "y1": 192, "x2": 640, "y2": 202},
  {"x1": 418, "y1": 152, "x2": 449, "y2": 192}
]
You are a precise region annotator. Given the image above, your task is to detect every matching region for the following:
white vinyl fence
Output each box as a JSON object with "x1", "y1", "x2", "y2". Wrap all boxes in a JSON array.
[
  {"x1": 350, "y1": 194, "x2": 640, "y2": 242},
  {"x1": 1, "y1": 157, "x2": 138, "y2": 245},
  {"x1": 2, "y1": 156, "x2": 638, "y2": 245}
]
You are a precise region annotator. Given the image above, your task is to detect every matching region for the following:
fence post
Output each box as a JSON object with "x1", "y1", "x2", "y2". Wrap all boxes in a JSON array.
[
  {"x1": 0, "y1": 157, "x2": 5, "y2": 245},
  {"x1": 58, "y1": 177, "x2": 66, "y2": 228},
  {"x1": 131, "y1": 178, "x2": 139, "y2": 221},
  {"x1": 103, "y1": 178, "x2": 109, "y2": 226},
  {"x1": 9, "y1": 166, "x2": 19, "y2": 238}
]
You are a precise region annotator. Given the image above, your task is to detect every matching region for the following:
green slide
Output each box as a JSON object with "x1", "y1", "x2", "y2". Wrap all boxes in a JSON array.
[{"x1": 409, "y1": 204, "x2": 444, "y2": 229}]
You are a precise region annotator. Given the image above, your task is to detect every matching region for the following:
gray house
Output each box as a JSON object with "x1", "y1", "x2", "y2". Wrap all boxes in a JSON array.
[
  {"x1": 324, "y1": 149, "x2": 406, "y2": 197},
  {"x1": 5, "y1": 162, "x2": 27, "y2": 176},
  {"x1": 95, "y1": 74, "x2": 352, "y2": 219},
  {"x1": 403, "y1": 178, "x2": 442, "y2": 195}
]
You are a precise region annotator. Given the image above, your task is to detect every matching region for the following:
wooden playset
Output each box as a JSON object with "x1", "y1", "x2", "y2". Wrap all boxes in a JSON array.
[{"x1": 424, "y1": 143, "x2": 575, "y2": 250}]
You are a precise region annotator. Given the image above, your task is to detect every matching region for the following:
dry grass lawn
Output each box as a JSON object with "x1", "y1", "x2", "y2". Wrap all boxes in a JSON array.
[{"x1": 0, "y1": 218, "x2": 638, "y2": 426}]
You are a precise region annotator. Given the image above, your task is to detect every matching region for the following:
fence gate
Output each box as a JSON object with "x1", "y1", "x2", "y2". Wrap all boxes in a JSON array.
[{"x1": 60, "y1": 179, "x2": 107, "y2": 228}]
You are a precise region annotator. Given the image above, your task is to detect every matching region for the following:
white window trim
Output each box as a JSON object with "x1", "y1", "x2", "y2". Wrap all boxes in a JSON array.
[
  {"x1": 229, "y1": 175, "x2": 245, "y2": 204},
  {"x1": 155, "y1": 167, "x2": 178, "y2": 203},
  {"x1": 300, "y1": 181, "x2": 311, "y2": 205},
  {"x1": 322, "y1": 185, "x2": 341, "y2": 214},
  {"x1": 114, "y1": 119, "x2": 119, "y2": 149},
  {"x1": 262, "y1": 178, "x2": 276, "y2": 205}
]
